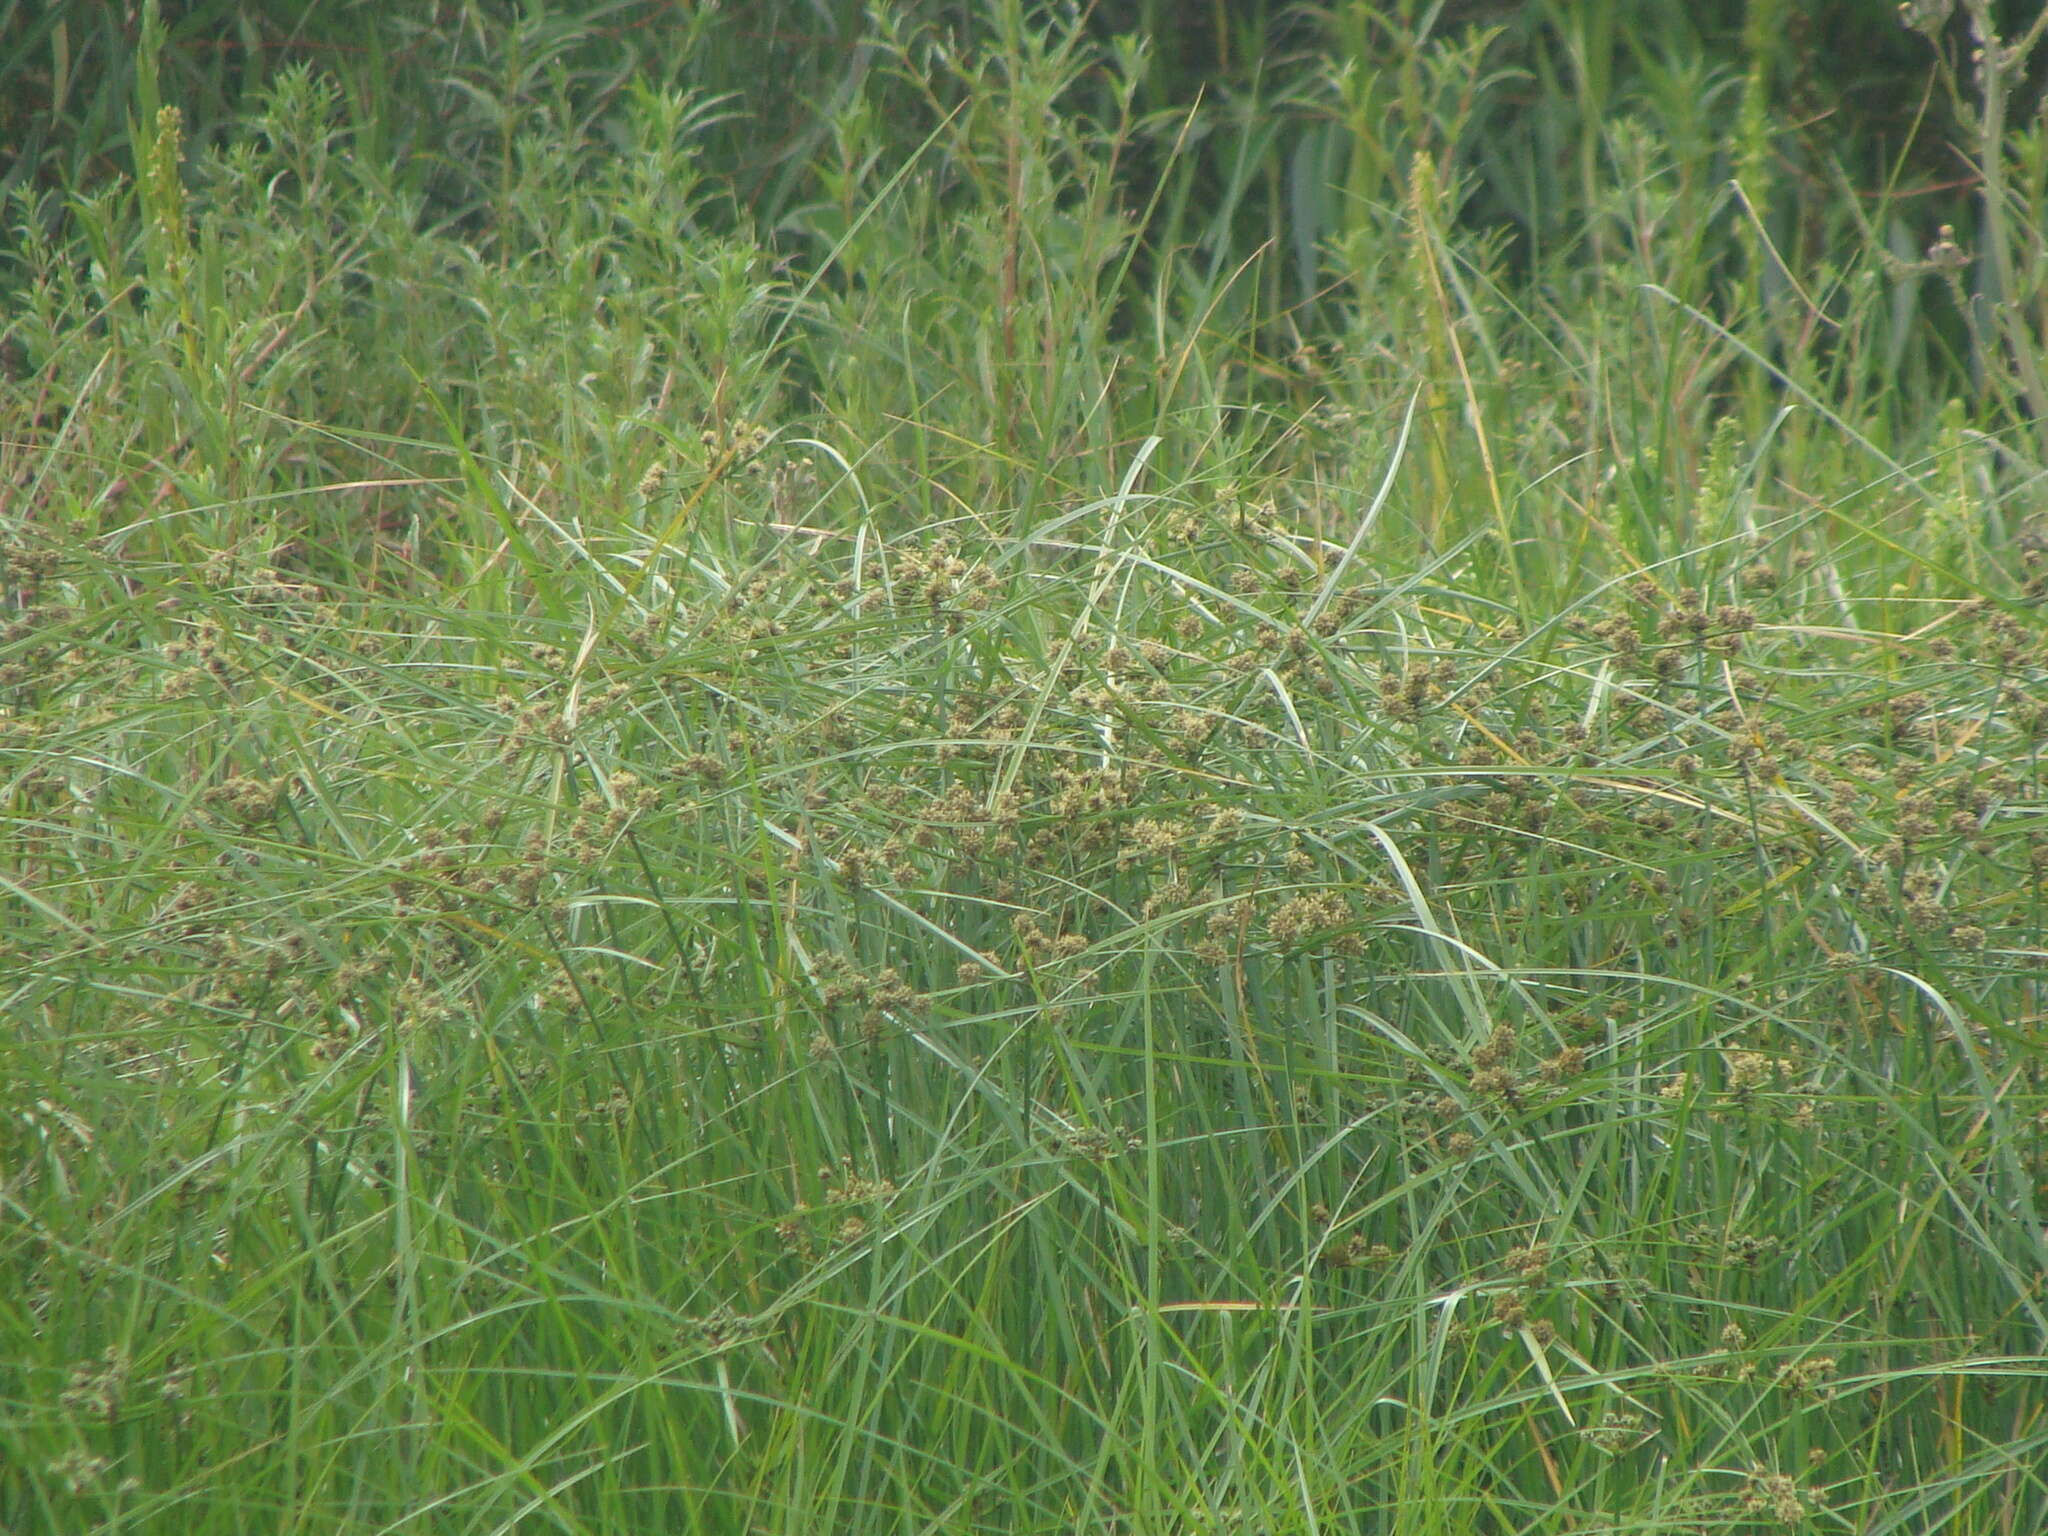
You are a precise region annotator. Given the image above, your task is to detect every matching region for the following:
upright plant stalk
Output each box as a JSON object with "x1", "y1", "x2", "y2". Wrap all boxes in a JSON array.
[
  {"x1": 1734, "y1": 0, "x2": 1788, "y2": 419},
  {"x1": 1959, "y1": 0, "x2": 2048, "y2": 458}
]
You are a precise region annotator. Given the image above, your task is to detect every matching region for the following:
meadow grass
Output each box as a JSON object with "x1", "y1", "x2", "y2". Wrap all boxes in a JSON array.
[{"x1": 3, "y1": 3, "x2": 2046, "y2": 1532}]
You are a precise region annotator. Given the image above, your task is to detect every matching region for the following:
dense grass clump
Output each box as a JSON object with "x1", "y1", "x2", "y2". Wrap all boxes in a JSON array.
[{"x1": 3, "y1": 3, "x2": 2045, "y2": 1533}]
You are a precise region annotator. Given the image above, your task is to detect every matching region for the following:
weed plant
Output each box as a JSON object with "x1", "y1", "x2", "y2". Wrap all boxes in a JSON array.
[{"x1": 3, "y1": 3, "x2": 2046, "y2": 1533}]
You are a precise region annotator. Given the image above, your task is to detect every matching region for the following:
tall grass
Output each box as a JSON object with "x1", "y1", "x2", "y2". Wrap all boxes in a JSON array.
[{"x1": 3, "y1": 3, "x2": 2044, "y2": 1533}]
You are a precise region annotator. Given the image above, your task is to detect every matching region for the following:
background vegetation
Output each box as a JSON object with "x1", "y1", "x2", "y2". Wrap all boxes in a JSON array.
[{"x1": 3, "y1": 1, "x2": 2045, "y2": 1532}]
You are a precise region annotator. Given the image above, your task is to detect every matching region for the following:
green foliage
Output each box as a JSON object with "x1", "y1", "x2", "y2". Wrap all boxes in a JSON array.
[{"x1": 2, "y1": 3, "x2": 2045, "y2": 1533}]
